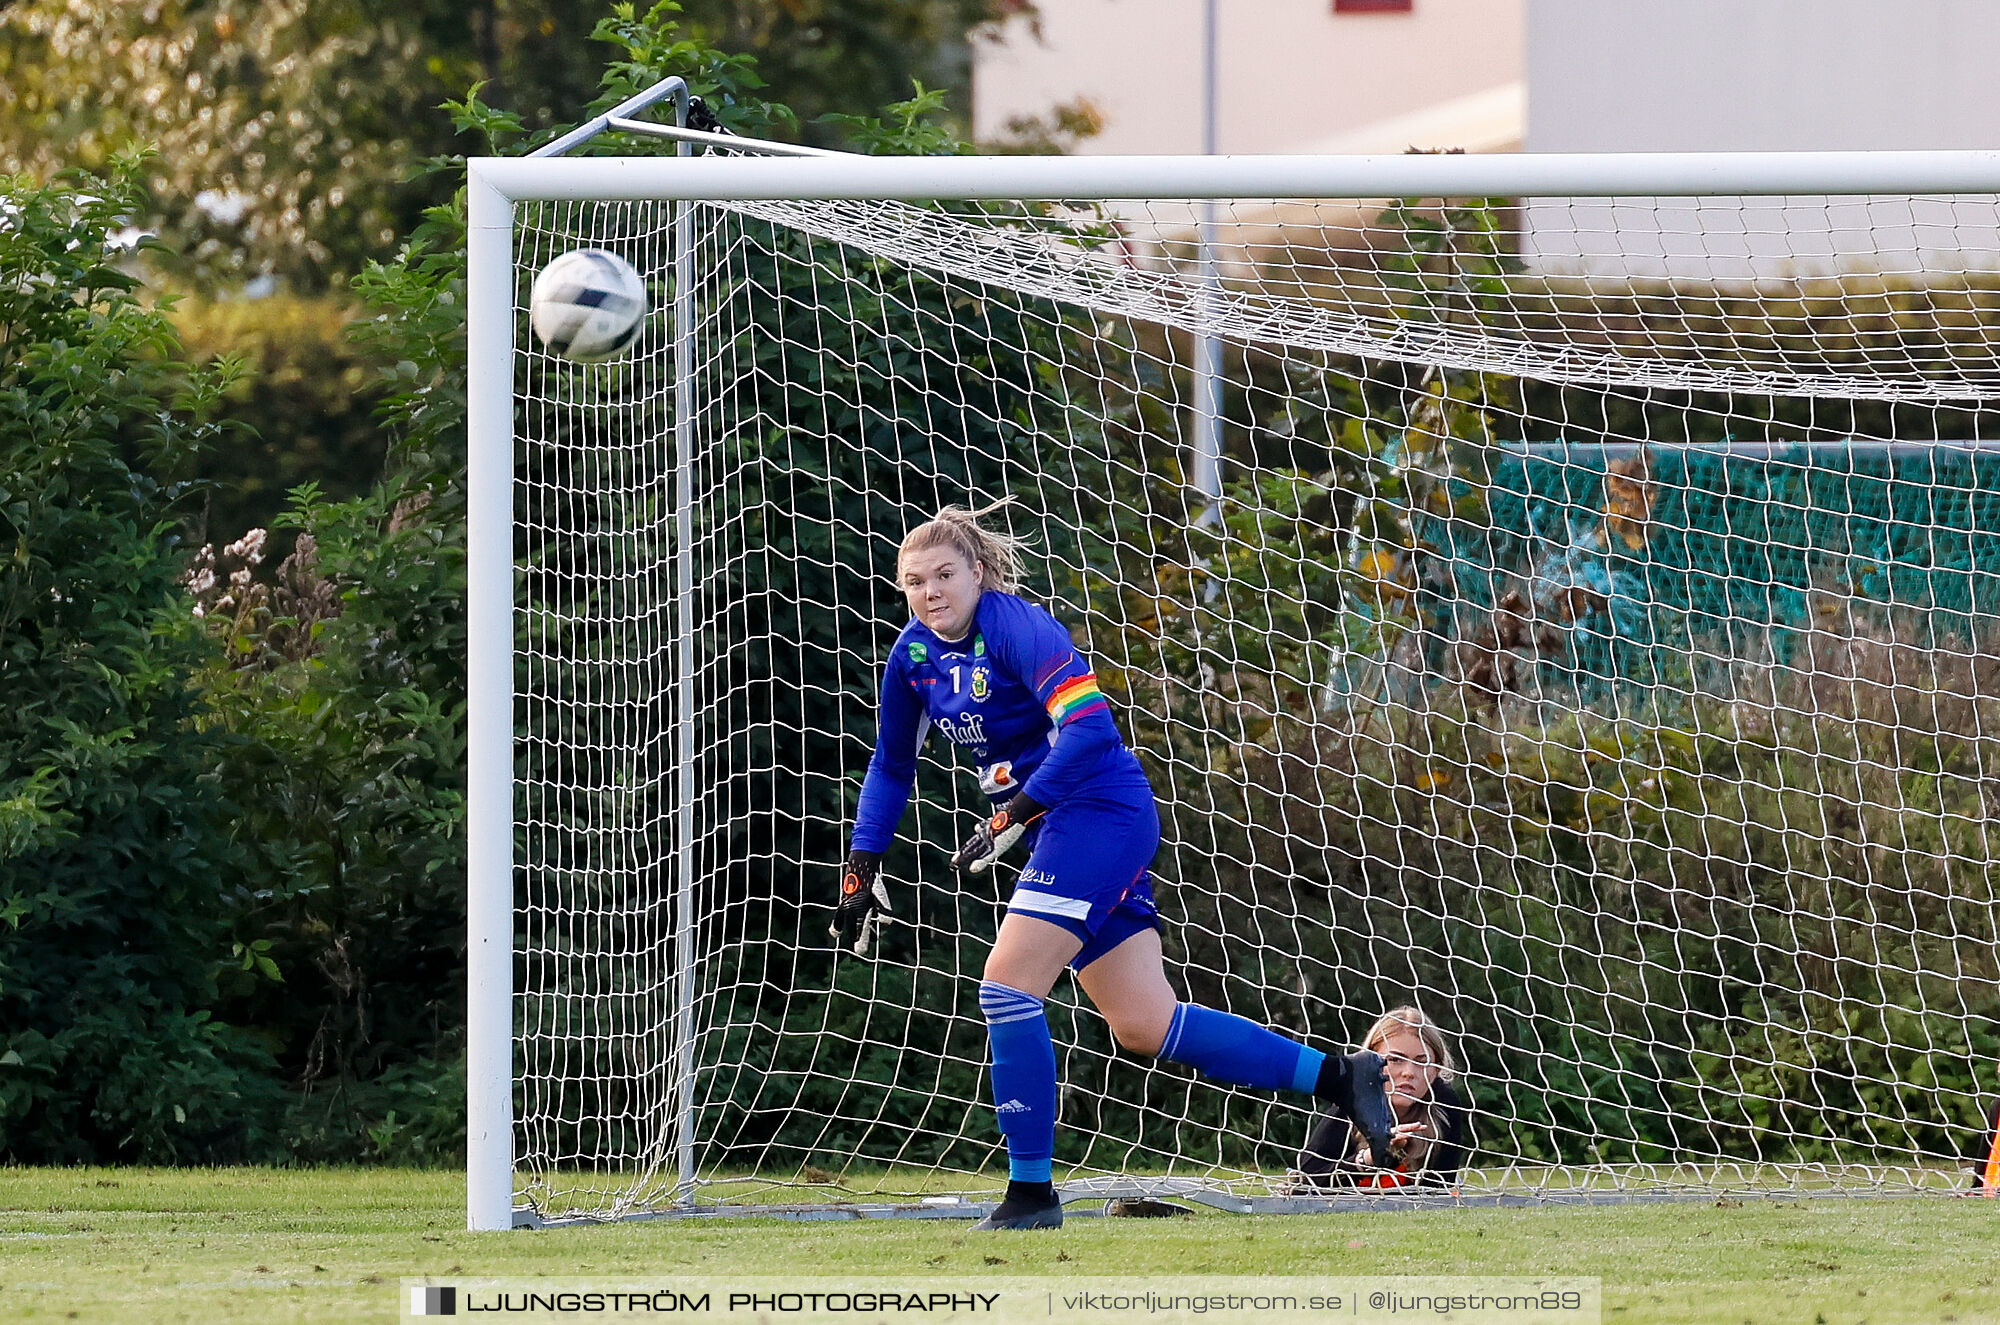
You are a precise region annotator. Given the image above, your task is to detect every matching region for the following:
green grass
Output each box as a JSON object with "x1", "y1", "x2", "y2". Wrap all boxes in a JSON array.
[{"x1": 1, "y1": 1168, "x2": 1996, "y2": 1323}]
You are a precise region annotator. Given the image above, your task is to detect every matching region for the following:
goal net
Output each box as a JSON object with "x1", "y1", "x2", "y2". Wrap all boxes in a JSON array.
[{"x1": 470, "y1": 149, "x2": 2000, "y2": 1226}]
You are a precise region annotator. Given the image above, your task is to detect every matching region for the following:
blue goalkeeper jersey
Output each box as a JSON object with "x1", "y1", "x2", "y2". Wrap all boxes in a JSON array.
[{"x1": 849, "y1": 590, "x2": 1150, "y2": 855}]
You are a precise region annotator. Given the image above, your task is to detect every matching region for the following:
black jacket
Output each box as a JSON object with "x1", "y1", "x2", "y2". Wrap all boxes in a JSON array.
[{"x1": 1292, "y1": 1077, "x2": 1469, "y2": 1189}]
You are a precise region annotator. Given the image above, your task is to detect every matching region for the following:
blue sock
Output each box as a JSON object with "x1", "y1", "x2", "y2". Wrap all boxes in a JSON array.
[
  {"x1": 979, "y1": 980, "x2": 1057, "y2": 1184},
  {"x1": 1158, "y1": 1002, "x2": 1325, "y2": 1095}
]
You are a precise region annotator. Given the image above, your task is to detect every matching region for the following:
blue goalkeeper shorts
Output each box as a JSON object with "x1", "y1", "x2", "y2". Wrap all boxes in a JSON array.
[{"x1": 1003, "y1": 779, "x2": 1162, "y2": 971}]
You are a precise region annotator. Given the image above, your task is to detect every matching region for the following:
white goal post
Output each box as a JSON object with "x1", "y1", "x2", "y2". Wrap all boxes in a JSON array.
[{"x1": 466, "y1": 140, "x2": 2000, "y2": 1231}]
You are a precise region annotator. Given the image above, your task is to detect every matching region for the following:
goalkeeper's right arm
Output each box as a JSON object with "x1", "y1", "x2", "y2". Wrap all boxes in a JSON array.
[
  {"x1": 849, "y1": 649, "x2": 924, "y2": 856},
  {"x1": 836, "y1": 653, "x2": 924, "y2": 953}
]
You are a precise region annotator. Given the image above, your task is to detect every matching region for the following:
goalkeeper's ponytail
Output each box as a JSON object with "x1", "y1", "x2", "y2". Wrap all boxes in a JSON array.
[{"x1": 898, "y1": 496, "x2": 1030, "y2": 594}]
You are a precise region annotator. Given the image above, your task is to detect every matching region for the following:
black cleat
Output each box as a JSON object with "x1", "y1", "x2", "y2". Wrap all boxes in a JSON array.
[
  {"x1": 971, "y1": 1181, "x2": 1064, "y2": 1230},
  {"x1": 1316, "y1": 1049, "x2": 1397, "y2": 1168}
]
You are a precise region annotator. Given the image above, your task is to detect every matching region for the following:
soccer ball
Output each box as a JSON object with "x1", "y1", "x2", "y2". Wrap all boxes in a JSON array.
[{"x1": 528, "y1": 248, "x2": 649, "y2": 362}]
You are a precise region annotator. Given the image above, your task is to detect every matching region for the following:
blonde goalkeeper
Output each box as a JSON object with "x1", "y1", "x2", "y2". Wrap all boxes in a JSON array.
[{"x1": 832, "y1": 500, "x2": 1396, "y2": 1230}]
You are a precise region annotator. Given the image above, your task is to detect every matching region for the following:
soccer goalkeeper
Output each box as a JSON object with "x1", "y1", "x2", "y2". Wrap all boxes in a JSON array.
[{"x1": 833, "y1": 500, "x2": 1396, "y2": 1230}]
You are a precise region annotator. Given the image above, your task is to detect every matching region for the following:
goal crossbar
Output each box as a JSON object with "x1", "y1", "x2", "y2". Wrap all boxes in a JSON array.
[{"x1": 469, "y1": 149, "x2": 2000, "y2": 204}]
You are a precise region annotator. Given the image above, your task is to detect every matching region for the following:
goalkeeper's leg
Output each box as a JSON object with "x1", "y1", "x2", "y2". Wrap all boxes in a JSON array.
[
  {"x1": 974, "y1": 914, "x2": 1086, "y2": 1231},
  {"x1": 1075, "y1": 926, "x2": 1396, "y2": 1163},
  {"x1": 972, "y1": 788, "x2": 1394, "y2": 1223}
]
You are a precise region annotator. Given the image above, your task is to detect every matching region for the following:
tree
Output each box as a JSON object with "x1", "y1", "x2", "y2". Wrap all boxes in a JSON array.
[
  {"x1": 673, "y1": 0, "x2": 1025, "y2": 146},
  {"x1": 0, "y1": 0, "x2": 1054, "y2": 1163},
  {"x1": 0, "y1": 0, "x2": 450, "y2": 292},
  {"x1": 0, "y1": 0, "x2": 1029, "y2": 292},
  {"x1": 0, "y1": 0, "x2": 1039, "y2": 546}
]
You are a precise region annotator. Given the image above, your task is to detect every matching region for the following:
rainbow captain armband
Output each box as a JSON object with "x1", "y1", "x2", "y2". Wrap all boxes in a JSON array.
[{"x1": 1044, "y1": 673, "x2": 1109, "y2": 727}]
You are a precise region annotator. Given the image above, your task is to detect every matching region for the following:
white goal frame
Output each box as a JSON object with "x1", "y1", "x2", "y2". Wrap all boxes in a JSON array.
[{"x1": 464, "y1": 141, "x2": 2000, "y2": 1232}]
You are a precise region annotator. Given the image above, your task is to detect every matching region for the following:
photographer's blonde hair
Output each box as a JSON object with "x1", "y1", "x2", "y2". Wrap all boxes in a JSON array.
[
  {"x1": 897, "y1": 497, "x2": 1029, "y2": 594},
  {"x1": 1361, "y1": 1005, "x2": 1458, "y2": 1082}
]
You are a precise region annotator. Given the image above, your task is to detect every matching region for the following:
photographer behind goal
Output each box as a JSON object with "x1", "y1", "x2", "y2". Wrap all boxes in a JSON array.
[{"x1": 1290, "y1": 1006, "x2": 1470, "y2": 1190}]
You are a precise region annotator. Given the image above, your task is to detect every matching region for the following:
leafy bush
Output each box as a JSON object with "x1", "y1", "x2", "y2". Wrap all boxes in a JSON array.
[
  {"x1": 189, "y1": 214, "x2": 471, "y2": 1161},
  {"x1": 171, "y1": 296, "x2": 391, "y2": 546},
  {"x1": 0, "y1": 162, "x2": 293, "y2": 1162}
]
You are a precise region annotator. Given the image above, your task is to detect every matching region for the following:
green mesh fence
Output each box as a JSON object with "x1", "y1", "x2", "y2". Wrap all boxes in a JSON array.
[{"x1": 1435, "y1": 444, "x2": 2000, "y2": 694}]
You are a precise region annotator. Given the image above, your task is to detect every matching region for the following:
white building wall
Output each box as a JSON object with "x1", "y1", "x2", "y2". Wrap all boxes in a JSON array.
[
  {"x1": 1528, "y1": 0, "x2": 2000, "y2": 154},
  {"x1": 974, "y1": 0, "x2": 1524, "y2": 157},
  {"x1": 1526, "y1": 0, "x2": 2000, "y2": 280}
]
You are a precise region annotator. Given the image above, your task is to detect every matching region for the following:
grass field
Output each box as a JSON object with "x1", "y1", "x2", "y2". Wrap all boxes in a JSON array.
[{"x1": 1, "y1": 1167, "x2": 1997, "y2": 1323}]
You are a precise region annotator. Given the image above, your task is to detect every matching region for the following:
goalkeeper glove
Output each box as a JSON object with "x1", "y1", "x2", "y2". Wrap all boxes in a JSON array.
[
  {"x1": 950, "y1": 794, "x2": 1047, "y2": 874},
  {"x1": 830, "y1": 850, "x2": 892, "y2": 956}
]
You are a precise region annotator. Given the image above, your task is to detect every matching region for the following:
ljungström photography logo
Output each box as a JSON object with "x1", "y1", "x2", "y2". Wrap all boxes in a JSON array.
[{"x1": 411, "y1": 1285, "x2": 458, "y2": 1316}]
